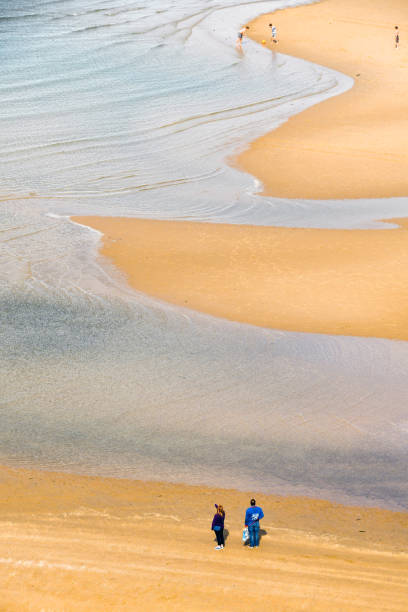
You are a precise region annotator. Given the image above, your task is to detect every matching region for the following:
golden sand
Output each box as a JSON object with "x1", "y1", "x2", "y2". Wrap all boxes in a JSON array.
[
  {"x1": 238, "y1": 0, "x2": 408, "y2": 199},
  {"x1": 1, "y1": 465, "x2": 407, "y2": 611},
  {"x1": 73, "y1": 215, "x2": 408, "y2": 340}
]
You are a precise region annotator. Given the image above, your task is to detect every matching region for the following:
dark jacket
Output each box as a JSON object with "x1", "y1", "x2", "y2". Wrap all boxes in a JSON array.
[{"x1": 211, "y1": 511, "x2": 225, "y2": 530}]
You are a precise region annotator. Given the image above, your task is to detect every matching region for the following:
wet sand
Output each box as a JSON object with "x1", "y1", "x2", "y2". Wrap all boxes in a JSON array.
[
  {"x1": 238, "y1": 0, "x2": 408, "y2": 199},
  {"x1": 1, "y1": 465, "x2": 407, "y2": 611},
  {"x1": 73, "y1": 215, "x2": 408, "y2": 340}
]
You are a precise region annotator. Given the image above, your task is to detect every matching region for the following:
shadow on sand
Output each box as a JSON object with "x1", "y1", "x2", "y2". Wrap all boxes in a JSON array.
[
  {"x1": 213, "y1": 528, "x2": 230, "y2": 544},
  {"x1": 243, "y1": 528, "x2": 267, "y2": 547},
  {"x1": 213, "y1": 528, "x2": 267, "y2": 547}
]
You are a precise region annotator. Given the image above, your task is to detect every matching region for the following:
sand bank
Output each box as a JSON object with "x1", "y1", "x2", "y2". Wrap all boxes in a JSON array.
[
  {"x1": 1, "y1": 465, "x2": 407, "y2": 611},
  {"x1": 73, "y1": 216, "x2": 408, "y2": 340},
  {"x1": 238, "y1": 0, "x2": 408, "y2": 199}
]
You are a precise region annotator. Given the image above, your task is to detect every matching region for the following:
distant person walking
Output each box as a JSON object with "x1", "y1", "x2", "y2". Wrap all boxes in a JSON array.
[
  {"x1": 269, "y1": 23, "x2": 278, "y2": 44},
  {"x1": 236, "y1": 25, "x2": 249, "y2": 49},
  {"x1": 395, "y1": 25, "x2": 400, "y2": 48},
  {"x1": 211, "y1": 504, "x2": 225, "y2": 550},
  {"x1": 244, "y1": 498, "x2": 264, "y2": 548}
]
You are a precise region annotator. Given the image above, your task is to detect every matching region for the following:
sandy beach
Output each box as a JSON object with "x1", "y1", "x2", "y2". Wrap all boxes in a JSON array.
[
  {"x1": 73, "y1": 0, "x2": 408, "y2": 341},
  {"x1": 238, "y1": 0, "x2": 408, "y2": 199},
  {"x1": 1, "y1": 465, "x2": 407, "y2": 611}
]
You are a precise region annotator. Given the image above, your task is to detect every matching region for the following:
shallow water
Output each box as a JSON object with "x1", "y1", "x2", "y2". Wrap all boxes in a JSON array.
[{"x1": 1, "y1": 0, "x2": 407, "y2": 510}]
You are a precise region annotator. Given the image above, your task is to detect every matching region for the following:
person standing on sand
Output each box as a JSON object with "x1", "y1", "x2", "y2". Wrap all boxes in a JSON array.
[
  {"x1": 211, "y1": 504, "x2": 225, "y2": 550},
  {"x1": 395, "y1": 25, "x2": 400, "y2": 48},
  {"x1": 269, "y1": 23, "x2": 278, "y2": 44},
  {"x1": 236, "y1": 25, "x2": 249, "y2": 49},
  {"x1": 244, "y1": 498, "x2": 264, "y2": 548}
]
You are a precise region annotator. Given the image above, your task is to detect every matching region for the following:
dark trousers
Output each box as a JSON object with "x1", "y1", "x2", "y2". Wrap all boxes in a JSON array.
[{"x1": 215, "y1": 529, "x2": 224, "y2": 546}]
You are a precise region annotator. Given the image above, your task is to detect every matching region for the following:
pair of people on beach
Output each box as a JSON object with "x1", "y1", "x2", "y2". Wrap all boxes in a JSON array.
[
  {"x1": 211, "y1": 498, "x2": 264, "y2": 550},
  {"x1": 236, "y1": 23, "x2": 278, "y2": 49}
]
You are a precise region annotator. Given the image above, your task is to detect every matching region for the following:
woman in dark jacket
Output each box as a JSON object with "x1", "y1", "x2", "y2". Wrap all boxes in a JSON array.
[{"x1": 211, "y1": 504, "x2": 225, "y2": 550}]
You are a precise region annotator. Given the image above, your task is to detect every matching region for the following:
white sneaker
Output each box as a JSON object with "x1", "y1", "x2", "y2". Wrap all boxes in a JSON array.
[{"x1": 215, "y1": 545, "x2": 222, "y2": 550}]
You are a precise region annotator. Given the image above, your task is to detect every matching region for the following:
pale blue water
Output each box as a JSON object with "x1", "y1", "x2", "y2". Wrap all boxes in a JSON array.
[{"x1": 1, "y1": 0, "x2": 408, "y2": 510}]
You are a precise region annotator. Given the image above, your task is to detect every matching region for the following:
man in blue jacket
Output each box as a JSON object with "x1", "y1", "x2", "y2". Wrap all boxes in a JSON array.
[{"x1": 244, "y1": 498, "x2": 264, "y2": 548}]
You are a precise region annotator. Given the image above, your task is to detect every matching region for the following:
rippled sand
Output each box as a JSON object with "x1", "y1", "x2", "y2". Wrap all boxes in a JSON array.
[{"x1": 2, "y1": 466, "x2": 407, "y2": 611}]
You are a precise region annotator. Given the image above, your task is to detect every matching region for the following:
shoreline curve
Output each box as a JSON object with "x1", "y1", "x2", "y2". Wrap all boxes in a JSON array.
[
  {"x1": 73, "y1": 0, "x2": 408, "y2": 341},
  {"x1": 237, "y1": 0, "x2": 408, "y2": 200}
]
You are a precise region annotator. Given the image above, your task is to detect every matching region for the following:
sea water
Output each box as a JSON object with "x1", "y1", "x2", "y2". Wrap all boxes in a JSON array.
[{"x1": 1, "y1": 0, "x2": 407, "y2": 509}]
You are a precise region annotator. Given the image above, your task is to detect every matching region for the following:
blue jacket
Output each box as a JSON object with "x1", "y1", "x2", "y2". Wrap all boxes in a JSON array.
[{"x1": 245, "y1": 505, "x2": 264, "y2": 526}]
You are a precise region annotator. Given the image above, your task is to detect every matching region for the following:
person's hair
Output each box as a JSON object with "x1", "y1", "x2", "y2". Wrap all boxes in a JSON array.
[
  {"x1": 269, "y1": 23, "x2": 272, "y2": 26},
  {"x1": 250, "y1": 498, "x2": 256, "y2": 506},
  {"x1": 246, "y1": 26, "x2": 250, "y2": 29},
  {"x1": 395, "y1": 25, "x2": 399, "y2": 29},
  {"x1": 217, "y1": 504, "x2": 225, "y2": 516}
]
